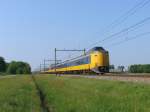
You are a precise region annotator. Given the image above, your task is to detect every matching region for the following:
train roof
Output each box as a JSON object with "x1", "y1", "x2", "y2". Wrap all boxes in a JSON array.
[{"x1": 87, "y1": 47, "x2": 106, "y2": 53}]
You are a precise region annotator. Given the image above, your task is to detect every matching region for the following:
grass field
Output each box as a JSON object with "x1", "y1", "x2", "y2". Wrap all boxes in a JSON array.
[
  {"x1": 34, "y1": 74, "x2": 150, "y2": 112},
  {"x1": 0, "y1": 75, "x2": 41, "y2": 112},
  {"x1": 0, "y1": 74, "x2": 150, "y2": 112}
]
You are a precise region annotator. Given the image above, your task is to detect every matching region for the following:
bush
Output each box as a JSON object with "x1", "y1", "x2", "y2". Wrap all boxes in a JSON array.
[
  {"x1": 7, "y1": 61, "x2": 31, "y2": 74},
  {"x1": 129, "y1": 64, "x2": 150, "y2": 73}
]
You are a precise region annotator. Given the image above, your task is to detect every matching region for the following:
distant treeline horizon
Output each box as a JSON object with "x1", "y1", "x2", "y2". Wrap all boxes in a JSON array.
[
  {"x1": 110, "y1": 64, "x2": 150, "y2": 73},
  {"x1": 0, "y1": 56, "x2": 31, "y2": 75}
]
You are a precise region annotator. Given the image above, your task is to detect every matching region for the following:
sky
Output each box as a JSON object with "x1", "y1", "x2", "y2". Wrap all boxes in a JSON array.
[{"x1": 0, "y1": 0, "x2": 150, "y2": 70}]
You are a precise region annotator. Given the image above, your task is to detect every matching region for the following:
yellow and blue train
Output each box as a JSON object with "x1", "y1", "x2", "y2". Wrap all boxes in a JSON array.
[{"x1": 44, "y1": 47, "x2": 109, "y2": 74}]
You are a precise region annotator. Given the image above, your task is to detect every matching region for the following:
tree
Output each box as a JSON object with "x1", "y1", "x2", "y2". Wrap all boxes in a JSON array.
[
  {"x1": 7, "y1": 61, "x2": 31, "y2": 74},
  {"x1": 118, "y1": 66, "x2": 125, "y2": 72},
  {"x1": 0, "y1": 57, "x2": 6, "y2": 72},
  {"x1": 6, "y1": 63, "x2": 9, "y2": 71},
  {"x1": 109, "y1": 65, "x2": 115, "y2": 70}
]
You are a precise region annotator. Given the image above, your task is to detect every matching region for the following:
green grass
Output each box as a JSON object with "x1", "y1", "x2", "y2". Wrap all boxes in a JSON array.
[
  {"x1": 1, "y1": 74, "x2": 150, "y2": 112},
  {"x1": 34, "y1": 74, "x2": 150, "y2": 112},
  {"x1": 0, "y1": 75, "x2": 41, "y2": 112}
]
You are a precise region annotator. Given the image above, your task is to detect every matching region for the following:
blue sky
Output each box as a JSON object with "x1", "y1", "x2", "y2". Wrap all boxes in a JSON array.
[{"x1": 0, "y1": 0, "x2": 150, "y2": 70}]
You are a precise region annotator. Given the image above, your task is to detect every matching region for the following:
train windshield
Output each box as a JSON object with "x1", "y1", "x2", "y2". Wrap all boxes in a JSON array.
[
  {"x1": 93, "y1": 47, "x2": 105, "y2": 51},
  {"x1": 88, "y1": 47, "x2": 105, "y2": 53}
]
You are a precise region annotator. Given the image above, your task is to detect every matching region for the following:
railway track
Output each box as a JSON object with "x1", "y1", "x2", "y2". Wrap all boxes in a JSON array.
[
  {"x1": 62, "y1": 73, "x2": 150, "y2": 84},
  {"x1": 63, "y1": 73, "x2": 150, "y2": 77},
  {"x1": 100, "y1": 73, "x2": 150, "y2": 78}
]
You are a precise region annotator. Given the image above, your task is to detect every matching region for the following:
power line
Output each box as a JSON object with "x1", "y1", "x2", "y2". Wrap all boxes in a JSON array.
[
  {"x1": 103, "y1": 0, "x2": 150, "y2": 32},
  {"x1": 100, "y1": 20, "x2": 149, "y2": 45},
  {"x1": 107, "y1": 32, "x2": 150, "y2": 48},
  {"x1": 86, "y1": 17, "x2": 150, "y2": 49},
  {"x1": 86, "y1": 0, "x2": 150, "y2": 49},
  {"x1": 65, "y1": 0, "x2": 150, "y2": 60}
]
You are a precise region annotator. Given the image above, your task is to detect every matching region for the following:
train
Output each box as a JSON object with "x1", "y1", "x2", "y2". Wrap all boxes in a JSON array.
[{"x1": 44, "y1": 47, "x2": 109, "y2": 74}]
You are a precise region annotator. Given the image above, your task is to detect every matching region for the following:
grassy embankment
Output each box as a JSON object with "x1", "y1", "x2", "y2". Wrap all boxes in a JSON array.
[
  {"x1": 35, "y1": 74, "x2": 150, "y2": 112},
  {"x1": 0, "y1": 75, "x2": 41, "y2": 112}
]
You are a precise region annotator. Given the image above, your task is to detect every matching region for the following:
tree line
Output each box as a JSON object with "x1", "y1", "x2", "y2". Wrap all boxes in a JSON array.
[
  {"x1": 110, "y1": 64, "x2": 150, "y2": 73},
  {"x1": 0, "y1": 56, "x2": 31, "y2": 75},
  {"x1": 129, "y1": 64, "x2": 150, "y2": 73}
]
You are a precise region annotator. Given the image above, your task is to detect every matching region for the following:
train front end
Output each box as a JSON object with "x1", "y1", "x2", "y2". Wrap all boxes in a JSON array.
[{"x1": 90, "y1": 47, "x2": 109, "y2": 73}]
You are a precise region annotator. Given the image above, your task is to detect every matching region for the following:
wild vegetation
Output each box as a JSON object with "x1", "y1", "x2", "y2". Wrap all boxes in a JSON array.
[
  {"x1": 0, "y1": 75, "x2": 41, "y2": 112},
  {"x1": 34, "y1": 74, "x2": 150, "y2": 112}
]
